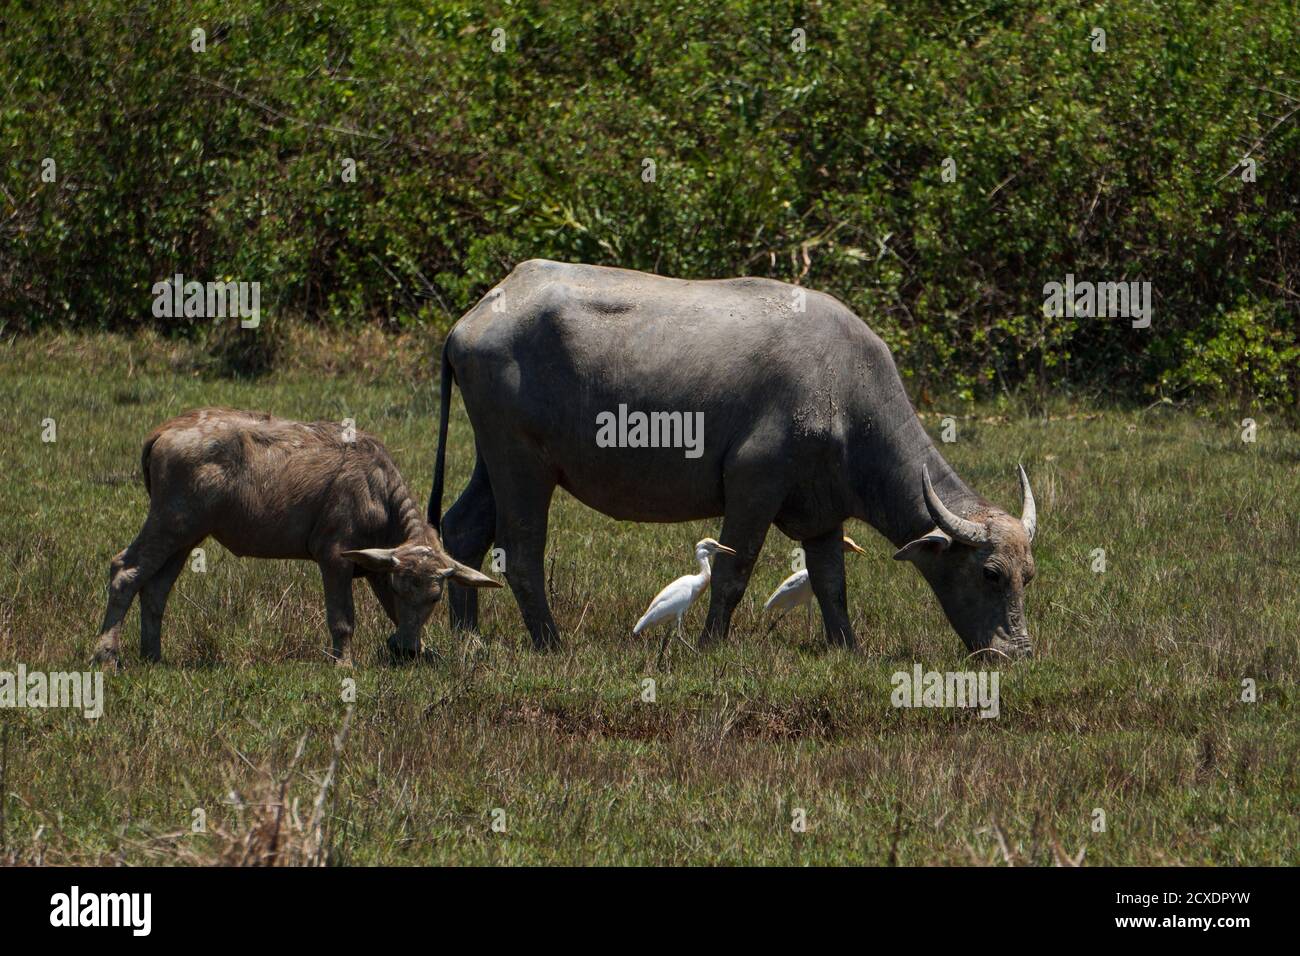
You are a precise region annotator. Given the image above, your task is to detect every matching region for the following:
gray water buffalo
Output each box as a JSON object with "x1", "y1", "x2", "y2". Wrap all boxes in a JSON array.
[
  {"x1": 429, "y1": 260, "x2": 1038, "y2": 658},
  {"x1": 92, "y1": 408, "x2": 499, "y2": 668}
]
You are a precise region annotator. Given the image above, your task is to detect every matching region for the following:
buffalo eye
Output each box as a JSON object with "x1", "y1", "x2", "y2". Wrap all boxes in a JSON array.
[{"x1": 982, "y1": 566, "x2": 1000, "y2": 584}]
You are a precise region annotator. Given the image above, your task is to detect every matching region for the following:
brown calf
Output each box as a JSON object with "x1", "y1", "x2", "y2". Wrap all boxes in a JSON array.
[{"x1": 92, "y1": 407, "x2": 500, "y2": 667}]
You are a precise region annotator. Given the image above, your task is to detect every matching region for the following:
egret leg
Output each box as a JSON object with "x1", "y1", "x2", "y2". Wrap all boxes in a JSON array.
[
  {"x1": 763, "y1": 608, "x2": 788, "y2": 640},
  {"x1": 657, "y1": 619, "x2": 674, "y2": 669},
  {"x1": 677, "y1": 622, "x2": 697, "y2": 654}
]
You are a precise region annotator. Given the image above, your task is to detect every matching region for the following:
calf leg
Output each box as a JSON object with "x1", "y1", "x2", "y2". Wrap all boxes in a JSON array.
[
  {"x1": 319, "y1": 563, "x2": 357, "y2": 666},
  {"x1": 139, "y1": 549, "x2": 191, "y2": 663},
  {"x1": 441, "y1": 454, "x2": 496, "y2": 633},
  {"x1": 805, "y1": 527, "x2": 856, "y2": 649},
  {"x1": 93, "y1": 514, "x2": 191, "y2": 667}
]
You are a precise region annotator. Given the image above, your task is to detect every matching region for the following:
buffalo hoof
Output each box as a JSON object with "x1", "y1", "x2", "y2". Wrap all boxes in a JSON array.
[
  {"x1": 979, "y1": 636, "x2": 1033, "y2": 662},
  {"x1": 387, "y1": 635, "x2": 438, "y2": 665}
]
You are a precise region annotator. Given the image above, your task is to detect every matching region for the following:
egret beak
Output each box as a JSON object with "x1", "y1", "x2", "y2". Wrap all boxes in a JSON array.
[
  {"x1": 844, "y1": 539, "x2": 868, "y2": 556},
  {"x1": 712, "y1": 543, "x2": 738, "y2": 556}
]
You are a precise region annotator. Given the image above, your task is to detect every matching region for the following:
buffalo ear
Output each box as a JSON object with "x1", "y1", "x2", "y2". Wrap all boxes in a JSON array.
[
  {"x1": 892, "y1": 529, "x2": 952, "y2": 562},
  {"x1": 442, "y1": 560, "x2": 504, "y2": 589},
  {"x1": 342, "y1": 547, "x2": 401, "y2": 572}
]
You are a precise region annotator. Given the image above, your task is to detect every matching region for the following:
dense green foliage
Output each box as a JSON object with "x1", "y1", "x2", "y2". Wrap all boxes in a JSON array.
[{"x1": 2, "y1": 0, "x2": 1298, "y2": 404}]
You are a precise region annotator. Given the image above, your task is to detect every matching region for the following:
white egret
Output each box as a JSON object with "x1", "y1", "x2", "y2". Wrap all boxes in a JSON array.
[
  {"x1": 762, "y1": 536, "x2": 868, "y2": 637},
  {"x1": 633, "y1": 537, "x2": 737, "y2": 666}
]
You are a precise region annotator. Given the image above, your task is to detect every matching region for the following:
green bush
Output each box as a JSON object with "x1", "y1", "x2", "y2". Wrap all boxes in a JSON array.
[
  {"x1": 1164, "y1": 303, "x2": 1300, "y2": 408},
  {"x1": 1, "y1": 0, "x2": 1297, "y2": 404}
]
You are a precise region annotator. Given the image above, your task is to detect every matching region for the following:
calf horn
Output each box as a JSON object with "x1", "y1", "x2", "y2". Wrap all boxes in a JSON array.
[
  {"x1": 922, "y1": 465, "x2": 989, "y2": 546},
  {"x1": 1018, "y1": 464, "x2": 1037, "y2": 543}
]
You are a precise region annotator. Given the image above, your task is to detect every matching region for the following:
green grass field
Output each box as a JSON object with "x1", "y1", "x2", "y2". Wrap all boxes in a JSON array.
[{"x1": 1, "y1": 332, "x2": 1296, "y2": 865}]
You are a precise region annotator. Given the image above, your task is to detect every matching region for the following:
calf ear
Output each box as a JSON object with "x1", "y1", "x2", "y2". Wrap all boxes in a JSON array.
[
  {"x1": 442, "y1": 560, "x2": 504, "y2": 589},
  {"x1": 341, "y1": 548, "x2": 401, "y2": 572},
  {"x1": 892, "y1": 529, "x2": 952, "y2": 562}
]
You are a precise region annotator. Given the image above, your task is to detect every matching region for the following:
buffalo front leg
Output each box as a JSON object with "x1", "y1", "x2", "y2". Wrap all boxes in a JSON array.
[
  {"x1": 698, "y1": 503, "x2": 778, "y2": 648},
  {"x1": 804, "y1": 527, "x2": 856, "y2": 649},
  {"x1": 441, "y1": 454, "x2": 496, "y2": 634},
  {"x1": 319, "y1": 563, "x2": 357, "y2": 666}
]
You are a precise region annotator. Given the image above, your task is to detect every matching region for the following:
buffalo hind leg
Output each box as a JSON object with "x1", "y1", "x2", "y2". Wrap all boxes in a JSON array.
[
  {"x1": 487, "y1": 459, "x2": 559, "y2": 651},
  {"x1": 93, "y1": 514, "x2": 191, "y2": 667},
  {"x1": 139, "y1": 548, "x2": 192, "y2": 663},
  {"x1": 805, "y1": 527, "x2": 856, "y2": 649},
  {"x1": 441, "y1": 454, "x2": 496, "y2": 634}
]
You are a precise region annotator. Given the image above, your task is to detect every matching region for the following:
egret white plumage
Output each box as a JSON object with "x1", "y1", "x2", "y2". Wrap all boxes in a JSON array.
[
  {"x1": 762, "y1": 536, "x2": 868, "y2": 637},
  {"x1": 633, "y1": 537, "x2": 737, "y2": 666}
]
